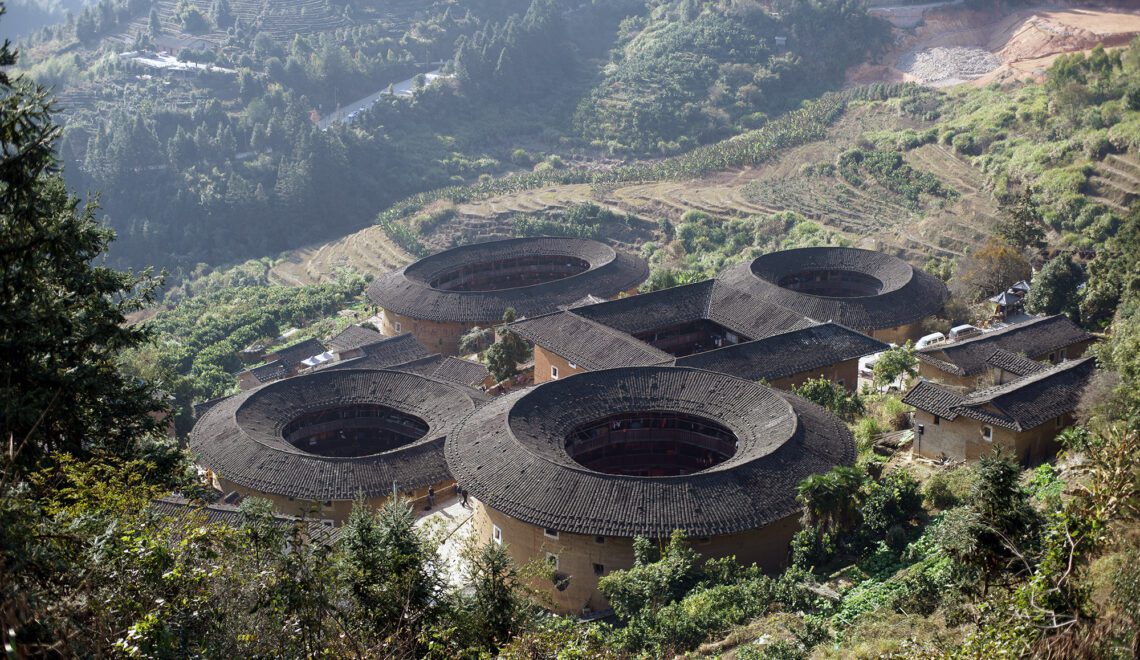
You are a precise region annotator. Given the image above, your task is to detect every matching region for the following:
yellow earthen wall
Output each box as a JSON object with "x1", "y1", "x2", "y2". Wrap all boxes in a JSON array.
[
  {"x1": 770, "y1": 359, "x2": 860, "y2": 393},
  {"x1": 532, "y1": 345, "x2": 588, "y2": 384},
  {"x1": 211, "y1": 474, "x2": 457, "y2": 525},
  {"x1": 912, "y1": 409, "x2": 1071, "y2": 465},
  {"x1": 381, "y1": 310, "x2": 470, "y2": 357},
  {"x1": 473, "y1": 503, "x2": 799, "y2": 615}
]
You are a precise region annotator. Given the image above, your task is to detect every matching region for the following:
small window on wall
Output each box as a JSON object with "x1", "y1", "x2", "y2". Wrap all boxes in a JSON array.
[
  {"x1": 568, "y1": 362, "x2": 577, "y2": 369},
  {"x1": 492, "y1": 525, "x2": 502, "y2": 545},
  {"x1": 544, "y1": 528, "x2": 559, "y2": 540},
  {"x1": 551, "y1": 366, "x2": 559, "y2": 379},
  {"x1": 982, "y1": 425, "x2": 993, "y2": 442},
  {"x1": 836, "y1": 378, "x2": 845, "y2": 389},
  {"x1": 593, "y1": 563, "x2": 605, "y2": 576},
  {"x1": 394, "y1": 321, "x2": 402, "y2": 333},
  {"x1": 594, "y1": 536, "x2": 605, "y2": 544},
  {"x1": 1059, "y1": 348, "x2": 1068, "y2": 360},
  {"x1": 546, "y1": 553, "x2": 559, "y2": 570},
  {"x1": 1056, "y1": 416, "x2": 1065, "y2": 429},
  {"x1": 933, "y1": 415, "x2": 941, "y2": 425}
]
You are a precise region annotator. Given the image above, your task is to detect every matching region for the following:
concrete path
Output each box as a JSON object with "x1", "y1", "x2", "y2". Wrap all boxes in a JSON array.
[{"x1": 414, "y1": 494, "x2": 477, "y2": 590}]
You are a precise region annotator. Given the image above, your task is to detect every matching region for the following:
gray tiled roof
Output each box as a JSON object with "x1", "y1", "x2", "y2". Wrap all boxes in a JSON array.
[
  {"x1": 430, "y1": 356, "x2": 491, "y2": 388},
  {"x1": 248, "y1": 360, "x2": 286, "y2": 384},
  {"x1": 717, "y1": 247, "x2": 949, "y2": 331},
  {"x1": 327, "y1": 325, "x2": 385, "y2": 353},
  {"x1": 318, "y1": 333, "x2": 433, "y2": 372},
  {"x1": 903, "y1": 357, "x2": 1094, "y2": 432},
  {"x1": 511, "y1": 311, "x2": 672, "y2": 370},
  {"x1": 510, "y1": 279, "x2": 813, "y2": 369},
  {"x1": 573, "y1": 280, "x2": 717, "y2": 334},
  {"x1": 916, "y1": 315, "x2": 1091, "y2": 376},
  {"x1": 446, "y1": 366, "x2": 855, "y2": 537},
  {"x1": 151, "y1": 495, "x2": 339, "y2": 544},
  {"x1": 367, "y1": 237, "x2": 648, "y2": 323},
  {"x1": 270, "y1": 338, "x2": 327, "y2": 367},
  {"x1": 674, "y1": 323, "x2": 888, "y2": 382},
  {"x1": 189, "y1": 369, "x2": 477, "y2": 501},
  {"x1": 984, "y1": 349, "x2": 1046, "y2": 377}
]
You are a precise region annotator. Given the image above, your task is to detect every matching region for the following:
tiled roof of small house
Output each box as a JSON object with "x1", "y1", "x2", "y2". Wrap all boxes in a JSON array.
[
  {"x1": 903, "y1": 357, "x2": 1094, "y2": 432},
  {"x1": 511, "y1": 311, "x2": 672, "y2": 370},
  {"x1": 367, "y1": 237, "x2": 648, "y2": 324},
  {"x1": 270, "y1": 338, "x2": 327, "y2": 367},
  {"x1": 717, "y1": 247, "x2": 949, "y2": 331},
  {"x1": 189, "y1": 369, "x2": 477, "y2": 501},
  {"x1": 916, "y1": 316, "x2": 1091, "y2": 377},
  {"x1": 247, "y1": 360, "x2": 287, "y2": 384},
  {"x1": 151, "y1": 495, "x2": 339, "y2": 544},
  {"x1": 984, "y1": 349, "x2": 1047, "y2": 378},
  {"x1": 429, "y1": 356, "x2": 491, "y2": 388},
  {"x1": 510, "y1": 280, "x2": 812, "y2": 368},
  {"x1": 318, "y1": 333, "x2": 433, "y2": 372},
  {"x1": 327, "y1": 324, "x2": 385, "y2": 353},
  {"x1": 674, "y1": 323, "x2": 888, "y2": 382},
  {"x1": 446, "y1": 366, "x2": 855, "y2": 537}
]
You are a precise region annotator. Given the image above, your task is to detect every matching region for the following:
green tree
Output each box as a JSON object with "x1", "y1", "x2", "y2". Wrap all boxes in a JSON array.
[
  {"x1": 995, "y1": 192, "x2": 1047, "y2": 252},
  {"x1": 599, "y1": 530, "x2": 704, "y2": 622},
  {"x1": 872, "y1": 342, "x2": 918, "y2": 392},
  {"x1": 1, "y1": 29, "x2": 169, "y2": 472},
  {"x1": 464, "y1": 541, "x2": 531, "y2": 650},
  {"x1": 936, "y1": 451, "x2": 1041, "y2": 592},
  {"x1": 1025, "y1": 253, "x2": 1083, "y2": 321},
  {"x1": 791, "y1": 376, "x2": 864, "y2": 421},
  {"x1": 486, "y1": 308, "x2": 532, "y2": 383},
  {"x1": 339, "y1": 496, "x2": 443, "y2": 651}
]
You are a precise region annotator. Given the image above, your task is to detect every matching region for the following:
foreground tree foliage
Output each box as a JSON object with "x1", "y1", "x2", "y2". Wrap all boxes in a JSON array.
[{"x1": 0, "y1": 24, "x2": 170, "y2": 472}]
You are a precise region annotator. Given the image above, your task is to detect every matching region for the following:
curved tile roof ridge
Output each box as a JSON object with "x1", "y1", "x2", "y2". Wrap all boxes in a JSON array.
[
  {"x1": 367, "y1": 237, "x2": 649, "y2": 323},
  {"x1": 717, "y1": 247, "x2": 949, "y2": 331},
  {"x1": 190, "y1": 368, "x2": 477, "y2": 501},
  {"x1": 446, "y1": 366, "x2": 855, "y2": 537}
]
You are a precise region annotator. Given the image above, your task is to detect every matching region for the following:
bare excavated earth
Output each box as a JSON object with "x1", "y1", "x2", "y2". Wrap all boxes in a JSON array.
[
  {"x1": 851, "y1": 4, "x2": 1140, "y2": 88},
  {"x1": 273, "y1": 105, "x2": 1003, "y2": 285}
]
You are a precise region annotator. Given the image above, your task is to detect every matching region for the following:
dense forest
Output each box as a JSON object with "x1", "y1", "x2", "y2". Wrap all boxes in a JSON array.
[{"x1": 13, "y1": 0, "x2": 892, "y2": 276}]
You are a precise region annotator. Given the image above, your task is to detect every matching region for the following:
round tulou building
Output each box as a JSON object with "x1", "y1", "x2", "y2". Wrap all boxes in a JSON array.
[
  {"x1": 446, "y1": 365, "x2": 856, "y2": 614},
  {"x1": 368, "y1": 237, "x2": 648, "y2": 356},
  {"x1": 190, "y1": 368, "x2": 478, "y2": 523},
  {"x1": 718, "y1": 246, "x2": 949, "y2": 344}
]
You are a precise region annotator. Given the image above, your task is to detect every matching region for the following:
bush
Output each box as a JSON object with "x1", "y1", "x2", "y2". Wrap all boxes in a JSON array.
[
  {"x1": 923, "y1": 473, "x2": 959, "y2": 510},
  {"x1": 853, "y1": 417, "x2": 886, "y2": 452}
]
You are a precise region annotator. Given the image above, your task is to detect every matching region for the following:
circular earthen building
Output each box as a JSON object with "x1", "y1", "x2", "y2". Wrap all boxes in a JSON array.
[
  {"x1": 190, "y1": 368, "x2": 478, "y2": 522},
  {"x1": 446, "y1": 365, "x2": 856, "y2": 613},
  {"x1": 368, "y1": 237, "x2": 648, "y2": 356},
  {"x1": 718, "y1": 247, "x2": 949, "y2": 343}
]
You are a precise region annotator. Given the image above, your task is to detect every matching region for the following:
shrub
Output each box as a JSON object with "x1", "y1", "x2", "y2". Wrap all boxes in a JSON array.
[
  {"x1": 923, "y1": 472, "x2": 960, "y2": 510},
  {"x1": 853, "y1": 417, "x2": 886, "y2": 452}
]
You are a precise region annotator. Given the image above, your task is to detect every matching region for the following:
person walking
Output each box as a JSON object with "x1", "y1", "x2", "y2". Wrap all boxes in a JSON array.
[
  {"x1": 459, "y1": 486, "x2": 469, "y2": 508},
  {"x1": 426, "y1": 485, "x2": 435, "y2": 511}
]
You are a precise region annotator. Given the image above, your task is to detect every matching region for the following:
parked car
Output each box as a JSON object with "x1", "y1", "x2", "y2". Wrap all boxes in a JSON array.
[
  {"x1": 948, "y1": 324, "x2": 982, "y2": 342},
  {"x1": 915, "y1": 332, "x2": 946, "y2": 349}
]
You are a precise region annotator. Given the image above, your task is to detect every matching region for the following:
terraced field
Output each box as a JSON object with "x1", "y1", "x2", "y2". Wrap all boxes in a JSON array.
[
  {"x1": 278, "y1": 108, "x2": 1007, "y2": 283},
  {"x1": 1090, "y1": 152, "x2": 1140, "y2": 213},
  {"x1": 269, "y1": 224, "x2": 413, "y2": 285}
]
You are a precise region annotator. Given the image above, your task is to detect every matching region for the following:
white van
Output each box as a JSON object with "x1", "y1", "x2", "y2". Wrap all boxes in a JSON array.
[
  {"x1": 948, "y1": 324, "x2": 982, "y2": 342},
  {"x1": 915, "y1": 332, "x2": 946, "y2": 349}
]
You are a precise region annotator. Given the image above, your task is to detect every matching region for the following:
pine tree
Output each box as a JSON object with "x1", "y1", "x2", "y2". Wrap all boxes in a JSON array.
[{"x1": 0, "y1": 24, "x2": 169, "y2": 471}]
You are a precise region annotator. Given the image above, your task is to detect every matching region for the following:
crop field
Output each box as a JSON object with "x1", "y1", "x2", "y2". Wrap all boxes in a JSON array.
[
  {"x1": 269, "y1": 224, "x2": 413, "y2": 285},
  {"x1": 283, "y1": 104, "x2": 1009, "y2": 282}
]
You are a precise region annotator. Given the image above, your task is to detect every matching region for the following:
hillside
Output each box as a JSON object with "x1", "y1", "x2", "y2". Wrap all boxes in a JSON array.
[{"x1": 272, "y1": 100, "x2": 1000, "y2": 285}]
